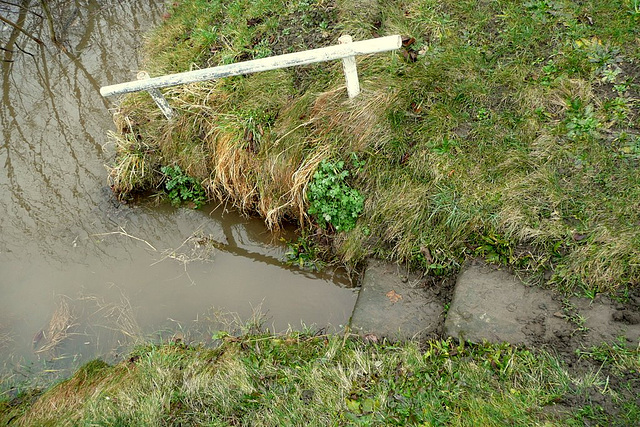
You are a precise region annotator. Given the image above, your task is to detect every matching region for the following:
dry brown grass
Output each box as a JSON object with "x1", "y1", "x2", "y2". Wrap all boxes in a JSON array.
[
  {"x1": 309, "y1": 85, "x2": 396, "y2": 152},
  {"x1": 85, "y1": 293, "x2": 142, "y2": 344},
  {"x1": 0, "y1": 321, "x2": 13, "y2": 351},
  {"x1": 33, "y1": 298, "x2": 77, "y2": 356},
  {"x1": 18, "y1": 362, "x2": 132, "y2": 427}
]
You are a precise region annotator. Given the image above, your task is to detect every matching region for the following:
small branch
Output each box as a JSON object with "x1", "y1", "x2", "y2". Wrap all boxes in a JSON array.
[
  {"x1": 13, "y1": 40, "x2": 35, "y2": 58},
  {"x1": 38, "y1": 0, "x2": 61, "y2": 46},
  {"x1": 0, "y1": 13, "x2": 44, "y2": 45},
  {"x1": 92, "y1": 227, "x2": 157, "y2": 251},
  {"x1": 0, "y1": 0, "x2": 43, "y2": 18}
]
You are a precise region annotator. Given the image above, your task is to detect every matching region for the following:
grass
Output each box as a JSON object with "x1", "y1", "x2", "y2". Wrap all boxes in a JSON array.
[
  {"x1": 2, "y1": 333, "x2": 638, "y2": 426},
  {"x1": 107, "y1": 0, "x2": 640, "y2": 297},
  {"x1": 32, "y1": 298, "x2": 77, "y2": 356}
]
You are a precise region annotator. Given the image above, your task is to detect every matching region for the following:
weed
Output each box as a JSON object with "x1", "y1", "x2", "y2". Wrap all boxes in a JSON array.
[
  {"x1": 561, "y1": 299, "x2": 590, "y2": 335},
  {"x1": 430, "y1": 137, "x2": 459, "y2": 155},
  {"x1": 603, "y1": 97, "x2": 632, "y2": 125},
  {"x1": 284, "y1": 236, "x2": 325, "y2": 271},
  {"x1": 307, "y1": 160, "x2": 364, "y2": 233},
  {"x1": 564, "y1": 99, "x2": 600, "y2": 140},
  {"x1": 539, "y1": 60, "x2": 560, "y2": 86},
  {"x1": 161, "y1": 165, "x2": 206, "y2": 208},
  {"x1": 474, "y1": 233, "x2": 515, "y2": 266},
  {"x1": 574, "y1": 37, "x2": 623, "y2": 76}
]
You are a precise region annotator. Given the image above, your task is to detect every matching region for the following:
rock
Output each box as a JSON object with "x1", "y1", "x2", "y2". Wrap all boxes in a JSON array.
[{"x1": 350, "y1": 259, "x2": 444, "y2": 341}]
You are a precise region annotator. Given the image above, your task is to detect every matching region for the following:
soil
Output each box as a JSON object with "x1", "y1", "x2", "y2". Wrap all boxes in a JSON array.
[{"x1": 269, "y1": 0, "x2": 341, "y2": 93}]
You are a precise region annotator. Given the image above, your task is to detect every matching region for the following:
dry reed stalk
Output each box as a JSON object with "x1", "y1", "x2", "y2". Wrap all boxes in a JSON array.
[
  {"x1": 34, "y1": 298, "x2": 77, "y2": 355},
  {"x1": 0, "y1": 321, "x2": 13, "y2": 350},
  {"x1": 85, "y1": 293, "x2": 143, "y2": 342}
]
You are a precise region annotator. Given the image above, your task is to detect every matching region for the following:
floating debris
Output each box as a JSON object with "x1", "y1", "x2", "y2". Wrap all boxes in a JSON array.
[{"x1": 33, "y1": 298, "x2": 77, "y2": 355}]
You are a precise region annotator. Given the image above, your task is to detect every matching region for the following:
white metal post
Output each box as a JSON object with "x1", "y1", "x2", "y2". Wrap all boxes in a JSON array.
[
  {"x1": 339, "y1": 35, "x2": 360, "y2": 98},
  {"x1": 136, "y1": 71, "x2": 175, "y2": 120}
]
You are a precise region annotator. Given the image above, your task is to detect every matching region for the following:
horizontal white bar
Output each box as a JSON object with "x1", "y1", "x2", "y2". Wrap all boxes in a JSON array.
[{"x1": 100, "y1": 35, "x2": 402, "y2": 97}]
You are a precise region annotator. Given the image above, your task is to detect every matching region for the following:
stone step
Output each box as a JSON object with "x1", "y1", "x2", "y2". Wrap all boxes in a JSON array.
[
  {"x1": 444, "y1": 261, "x2": 640, "y2": 352},
  {"x1": 349, "y1": 258, "x2": 640, "y2": 353},
  {"x1": 349, "y1": 259, "x2": 445, "y2": 341}
]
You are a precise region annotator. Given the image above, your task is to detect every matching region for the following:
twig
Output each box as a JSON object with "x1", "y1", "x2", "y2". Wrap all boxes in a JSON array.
[
  {"x1": 0, "y1": 14, "x2": 44, "y2": 45},
  {"x1": 13, "y1": 41, "x2": 34, "y2": 58},
  {"x1": 92, "y1": 227, "x2": 157, "y2": 251},
  {"x1": 0, "y1": 1, "x2": 43, "y2": 18}
]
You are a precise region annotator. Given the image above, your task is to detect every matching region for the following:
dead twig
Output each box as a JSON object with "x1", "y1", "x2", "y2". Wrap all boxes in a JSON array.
[{"x1": 92, "y1": 227, "x2": 157, "y2": 251}]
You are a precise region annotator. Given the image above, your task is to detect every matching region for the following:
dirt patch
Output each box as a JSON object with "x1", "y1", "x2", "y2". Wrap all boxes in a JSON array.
[
  {"x1": 270, "y1": 1, "x2": 339, "y2": 55},
  {"x1": 547, "y1": 357, "x2": 640, "y2": 426}
]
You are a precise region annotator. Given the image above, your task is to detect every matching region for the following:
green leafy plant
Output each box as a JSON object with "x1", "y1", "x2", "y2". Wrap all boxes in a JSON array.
[
  {"x1": 284, "y1": 236, "x2": 325, "y2": 271},
  {"x1": 565, "y1": 99, "x2": 600, "y2": 140},
  {"x1": 307, "y1": 160, "x2": 364, "y2": 232},
  {"x1": 475, "y1": 233, "x2": 516, "y2": 265},
  {"x1": 539, "y1": 60, "x2": 559, "y2": 86},
  {"x1": 431, "y1": 137, "x2": 460, "y2": 155},
  {"x1": 161, "y1": 165, "x2": 206, "y2": 208}
]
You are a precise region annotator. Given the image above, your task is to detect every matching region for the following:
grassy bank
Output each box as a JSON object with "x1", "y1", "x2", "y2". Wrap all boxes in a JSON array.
[
  {"x1": 108, "y1": 0, "x2": 640, "y2": 297},
  {"x1": 2, "y1": 333, "x2": 639, "y2": 425}
]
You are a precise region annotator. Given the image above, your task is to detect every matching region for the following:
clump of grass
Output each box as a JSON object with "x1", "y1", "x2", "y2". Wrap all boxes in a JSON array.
[
  {"x1": 107, "y1": 0, "x2": 640, "y2": 295},
  {"x1": 0, "y1": 320, "x2": 13, "y2": 351},
  {"x1": 4, "y1": 334, "x2": 638, "y2": 425},
  {"x1": 32, "y1": 298, "x2": 77, "y2": 356}
]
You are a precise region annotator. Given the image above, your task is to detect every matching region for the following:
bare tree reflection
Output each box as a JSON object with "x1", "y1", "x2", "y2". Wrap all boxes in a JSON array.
[{"x1": 1, "y1": 1, "x2": 163, "y2": 262}]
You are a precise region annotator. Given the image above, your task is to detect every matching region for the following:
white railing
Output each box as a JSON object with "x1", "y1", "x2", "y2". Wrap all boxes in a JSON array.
[{"x1": 100, "y1": 35, "x2": 402, "y2": 119}]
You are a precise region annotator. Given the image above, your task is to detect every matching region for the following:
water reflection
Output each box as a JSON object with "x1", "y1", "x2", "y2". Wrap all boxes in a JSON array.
[{"x1": 0, "y1": 0, "x2": 357, "y2": 391}]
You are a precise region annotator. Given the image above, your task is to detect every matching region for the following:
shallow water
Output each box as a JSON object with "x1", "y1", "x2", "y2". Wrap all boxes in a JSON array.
[{"x1": 0, "y1": 0, "x2": 356, "y2": 389}]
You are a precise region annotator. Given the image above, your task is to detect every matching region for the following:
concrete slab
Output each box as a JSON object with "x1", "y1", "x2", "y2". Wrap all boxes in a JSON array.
[
  {"x1": 444, "y1": 261, "x2": 640, "y2": 352},
  {"x1": 349, "y1": 259, "x2": 444, "y2": 341}
]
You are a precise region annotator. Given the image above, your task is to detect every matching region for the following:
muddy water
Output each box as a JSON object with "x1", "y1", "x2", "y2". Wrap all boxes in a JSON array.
[{"x1": 0, "y1": 0, "x2": 356, "y2": 388}]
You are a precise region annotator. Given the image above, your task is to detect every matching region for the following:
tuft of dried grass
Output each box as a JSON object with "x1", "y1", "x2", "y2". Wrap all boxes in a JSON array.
[
  {"x1": 87, "y1": 293, "x2": 143, "y2": 343},
  {"x1": 0, "y1": 321, "x2": 13, "y2": 351},
  {"x1": 33, "y1": 298, "x2": 77, "y2": 355},
  {"x1": 309, "y1": 85, "x2": 396, "y2": 152}
]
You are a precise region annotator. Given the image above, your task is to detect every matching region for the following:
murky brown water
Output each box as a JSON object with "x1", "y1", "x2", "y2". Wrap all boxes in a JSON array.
[{"x1": 0, "y1": 0, "x2": 356, "y2": 389}]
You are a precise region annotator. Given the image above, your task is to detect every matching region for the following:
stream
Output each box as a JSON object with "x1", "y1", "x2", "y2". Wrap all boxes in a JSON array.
[{"x1": 0, "y1": 0, "x2": 357, "y2": 391}]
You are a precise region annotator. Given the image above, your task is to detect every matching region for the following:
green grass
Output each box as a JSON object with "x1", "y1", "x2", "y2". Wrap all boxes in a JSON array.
[
  {"x1": 108, "y1": 0, "x2": 640, "y2": 296},
  {"x1": 2, "y1": 334, "x2": 638, "y2": 425}
]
